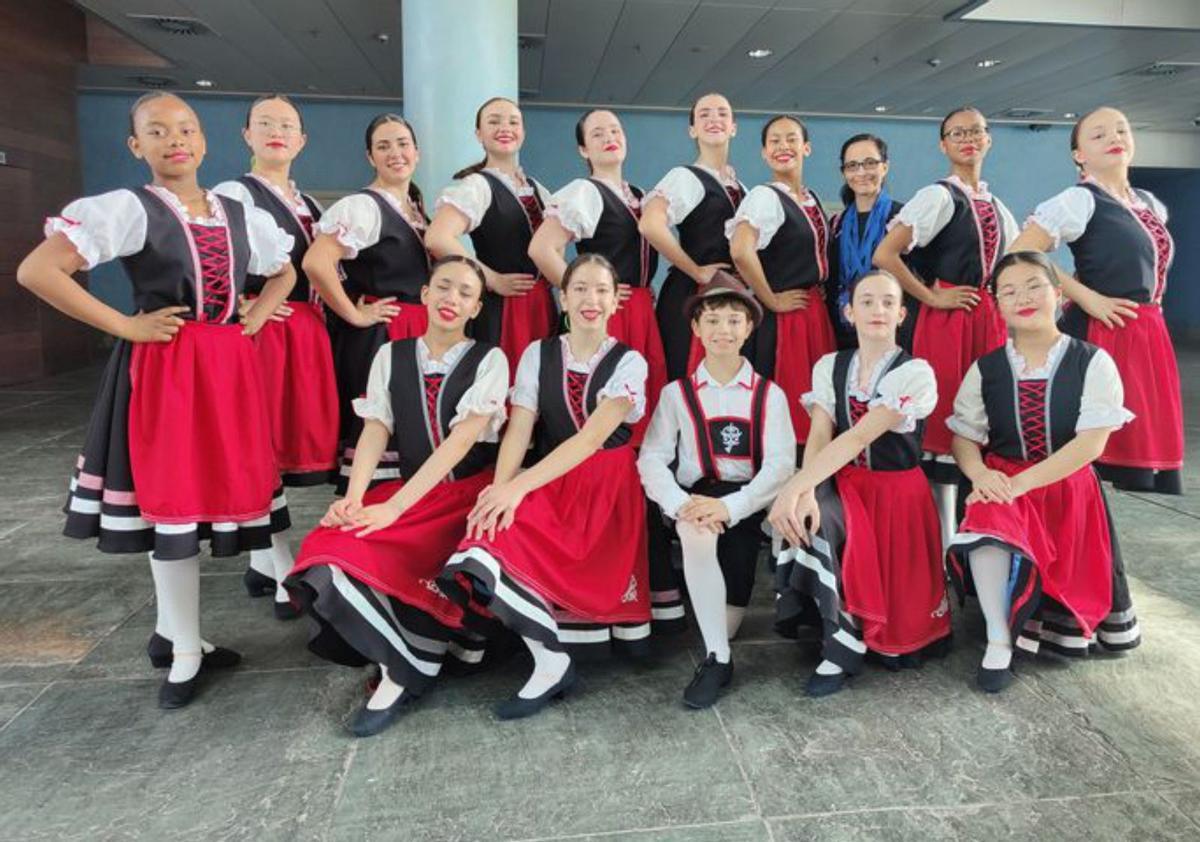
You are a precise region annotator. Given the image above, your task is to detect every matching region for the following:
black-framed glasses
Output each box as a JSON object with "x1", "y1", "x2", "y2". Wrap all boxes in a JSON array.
[
  {"x1": 842, "y1": 158, "x2": 883, "y2": 173},
  {"x1": 942, "y1": 126, "x2": 989, "y2": 142}
]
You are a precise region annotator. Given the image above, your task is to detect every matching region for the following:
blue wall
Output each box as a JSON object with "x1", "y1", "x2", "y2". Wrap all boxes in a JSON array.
[{"x1": 78, "y1": 92, "x2": 1083, "y2": 312}]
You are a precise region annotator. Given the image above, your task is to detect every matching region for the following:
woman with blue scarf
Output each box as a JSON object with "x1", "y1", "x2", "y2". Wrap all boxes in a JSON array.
[{"x1": 828, "y1": 134, "x2": 902, "y2": 350}]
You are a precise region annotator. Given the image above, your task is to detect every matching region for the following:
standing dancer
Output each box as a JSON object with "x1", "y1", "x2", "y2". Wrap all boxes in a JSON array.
[
  {"x1": 214, "y1": 94, "x2": 338, "y2": 619},
  {"x1": 17, "y1": 93, "x2": 296, "y2": 707},
  {"x1": 1010, "y1": 107, "x2": 1182, "y2": 494},
  {"x1": 302, "y1": 114, "x2": 430, "y2": 490},
  {"x1": 426, "y1": 96, "x2": 555, "y2": 370},
  {"x1": 946, "y1": 252, "x2": 1138, "y2": 692},
  {"x1": 728, "y1": 114, "x2": 836, "y2": 447},
  {"x1": 873, "y1": 106, "x2": 1018, "y2": 544}
]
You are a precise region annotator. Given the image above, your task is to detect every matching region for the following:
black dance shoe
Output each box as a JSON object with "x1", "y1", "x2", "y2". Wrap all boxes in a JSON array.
[
  {"x1": 494, "y1": 662, "x2": 578, "y2": 720},
  {"x1": 349, "y1": 692, "x2": 416, "y2": 738},
  {"x1": 158, "y1": 668, "x2": 202, "y2": 710},
  {"x1": 273, "y1": 599, "x2": 301, "y2": 621},
  {"x1": 243, "y1": 568, "x2": 277, "y2": 598},
  {"x1": 683, "y1": 653, "x2": 733, "y2": 709},
  {"x1": 805, "y1": 670, "x2": 849, "y2": 698},
  {"x1": 976, "y1": 664, "x2": 1015, "y2": 694},
  {"x1": 146, "y1": 633, "x2": 241, "y2": 671}
]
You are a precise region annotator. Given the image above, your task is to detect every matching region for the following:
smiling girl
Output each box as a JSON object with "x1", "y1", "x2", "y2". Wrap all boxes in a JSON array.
[
  {"x1": 17, "y1": 92, "x2": 296, "y2": 708},
  {"x1": 302, "y1": 114, "x2": 431, "y2": 491}
]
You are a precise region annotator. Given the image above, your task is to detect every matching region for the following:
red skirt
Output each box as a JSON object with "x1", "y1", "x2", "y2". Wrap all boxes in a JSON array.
[
  {"x1": 838, "y1": 465, "x2": 950, "y2": 654},
  {"x1": 1086, "y1": 304, "x2": 1183, "y2": 470},
  {"x1": 456, "y1": 446, "x2": 650, "y2": 623},
  {"x1": 253, "y1": 302, "x2": 339, "y2": 483},
  {"x1": 290, "y1": 471, "x2": 491, "y2": 628},
  {"x1": 499, "y1": 279, "x2": 556, "y2": 374},
  {"x1": 128, "y1": 321, "x2": 278, "y2": 523},
  {"x1": 773, "y1": 302, "x2": 836, "y2": 444},
  {"x1": 913, "y1": 281, "x2": 1006, "y2": 455},
  {"x1": 607, "y1": 287, "x2": 667, "y2": 446},
  {"x1": 381, "y1": 300, "x2": 429, "y2": 341},
  {"x1": 953, "y1": 454, "x2": 1113, "y2": 637}
]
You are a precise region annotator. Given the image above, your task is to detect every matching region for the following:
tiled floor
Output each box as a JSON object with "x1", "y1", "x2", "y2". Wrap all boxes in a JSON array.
[{"x1": 1, "y1": 352, "x2": 1198, "y2": 841}]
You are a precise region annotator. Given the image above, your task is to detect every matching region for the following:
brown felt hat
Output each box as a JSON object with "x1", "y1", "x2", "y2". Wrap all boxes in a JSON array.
[{"x1": 683, "y1": 270, "x2": 764, "y2": 327}]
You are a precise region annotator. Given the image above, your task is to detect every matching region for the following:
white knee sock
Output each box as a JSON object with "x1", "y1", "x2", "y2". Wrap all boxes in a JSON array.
[
  {"x1": 815, "y1": 659, "x2": 843, "y2": 676},
  {"x1": 248, "y1": 548, "x2": 275, "y2": 579},
  {"x1": 150, "y1": 555, "x2": 202, "y2": 683},
  {"x1": 366, "y1": 664, "x2": 405, "y2": 710},
  {"x1": 969, "y1": 545, "x2": 1013, "y2": 670},
  {"x1": 268, "y1": 533, "x2": 295, "y2": 603},
  {"x1": 678, "y1": 521, "x2": 730, "y2": 663},
  {"x1": 518, "y1": 636, "x2": 572, "y2": 699},
  {"x1": 725, "y1": 605, "x2": 746, "y2": 642},
  {"x1": 150, "y1": 552, "x2": 172, "y2": 640},
  {"x1": 933, "y1": 482, "x2": 958, "y2": 552}
]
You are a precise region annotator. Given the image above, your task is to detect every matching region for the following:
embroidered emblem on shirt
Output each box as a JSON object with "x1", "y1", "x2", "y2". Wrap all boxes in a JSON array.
[{"x1": 720, "y1": 422, "x2": 743, "y2": 454}]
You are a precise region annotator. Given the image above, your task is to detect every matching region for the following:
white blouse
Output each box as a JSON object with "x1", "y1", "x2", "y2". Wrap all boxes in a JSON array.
[
  {"x1": 544, "y1": 177, "x2": 640, "y2": 241},
  {"x1": 645, "y1": 164, "x2": 742, "y2": 227},
  {"x1": 804, "y1": 350, "x2": 938, "y2": 435},
  {"x1": 213, "y1": 175, "x2": 321, "y2": 223},
  {"x1": 724, "y1": 183, "x2": 821, "y2": 250},
  {"x1": 637, "y1": 359, "x2": 795, "y2": 526},
  {"x1": 315, "y1": 188, "x2": 426, "y2": 260},
  {"x1": 947, "y1": 337, "x2": 1134, "y2": 445},
  {"x1": 434, "y1": 168, "x2": 551, "y2": 232},
  {"x1": 1028, "y1": 183, "x2": 1169, "y2": 250},
  {"x1": 353, "y1": 338, "x2": 509, "y2": 439},
  {"x1": 890, "y1": 175, "x2": 1019, "y2": 253},
  {"x1": 510, "y1": 336, "x2": 648, "y2": 424},
  {"x1": 45, "y1": 186, "x2": 292, "y2": 276}
]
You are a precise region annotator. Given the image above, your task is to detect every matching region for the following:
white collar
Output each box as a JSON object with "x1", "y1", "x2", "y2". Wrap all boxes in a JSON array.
[
  {"x1": 944, "y1": 174, "x2": 992, "y2": 201},
  {"x1": 694, "y1": 358, "x2": 755, "y2": 390}
]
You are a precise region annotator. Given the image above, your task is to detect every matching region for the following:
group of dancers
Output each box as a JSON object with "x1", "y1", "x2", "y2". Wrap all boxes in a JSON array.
[{"x1": 15, "y1": 90, "x2": 1178, "y2": 736}]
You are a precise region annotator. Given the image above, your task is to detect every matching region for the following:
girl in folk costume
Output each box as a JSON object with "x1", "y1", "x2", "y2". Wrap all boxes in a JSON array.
[
  {"x1": 285, "y1": 256, "x2": 508, "y2": 737},
  {"x1": 638, "y1": 275, "x2": 796, "y2": 708},
  {"x1": 1010, "y1": 107, "x2": 1182, "y2": 495},
  {"x1": 527, "y1": 109, "x2": 665, "y2": 444},
  {"x1": 946, "y1": 252, "x2": 1138, "y2": 693},
  {"x1": 728, "y1": 114, "x2": 836, "y2": 447},
  {"x1": 213, "y1": 94, "x2": 338, "y2": 619},
  {"x1": 426, "y1": 97, "x2": 555, "y2": 371},
  {"x1": 302, "y1": 114, "x2": 430, "y2": 490},
  {"x1": 639, "y1": 92, "x2": 745, "y2": 381},
  {"x1": 873, "y1": 106, "x2": 1018, "y2": 543},
  {"x1": 770, "y1": 270, "x2": 949, "y2": 698},
  {"x1": 828, "y1": 133, "x2": 904, "y2": 351},
  {"x1": 17, "y1": 93, "x2": 296, "y2": 708},
  {"x1": 438, "y1": 254, "x2": 651, "y2": 719}
]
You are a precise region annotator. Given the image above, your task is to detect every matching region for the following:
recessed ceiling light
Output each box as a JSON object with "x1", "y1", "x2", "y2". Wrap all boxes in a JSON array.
[
  {"x1": 874, "y1": 105, "x2": 888, "y2": 113},
  {"x1": 747, "y1": 48, "x2": 773, "y2": 59},
  {"x1": 976, "y1": 59, "x2": 1002, "y2": 68},
  {"x1": 1063, "y1": 112, "x2": 1077, "y2": 119},
  {"x1": 195, "y1": 79, "x2": 214, "y2": 88},
  {"x1": 374, "y1": 32, "x2": 390, "y2": 43}
]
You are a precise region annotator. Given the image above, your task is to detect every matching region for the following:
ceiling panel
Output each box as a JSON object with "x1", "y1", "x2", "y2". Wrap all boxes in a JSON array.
[
  {"x1": 586, "y1": 1, "x2": 696, "y2": 103},
  {"x1": 537, "y1": 0, "x2": 625, "y2": 100},
  {"x1": 634, "y1": 3, "x2": 771, "y2": 105},
  {"x1": 321, "y1": 0, "x2": 404, "y2": 94}
]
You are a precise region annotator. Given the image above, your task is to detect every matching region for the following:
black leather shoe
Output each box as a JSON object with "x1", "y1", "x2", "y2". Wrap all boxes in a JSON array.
[
  {"x1": 349, "y1": 692, "x2": 416, "y2": 738},
  {"x1": 273, "y1": 599, "x2": 301, "y2": 621},
  {"x1": 243, "y1": 567, "x2": 276, "y2": 598},
  {"x1": 805, "y1": 670, "x2": 848, "y2": 697},
  {"x1": 683, "y1": 653, "x2": 733, "y2": 709},
  {"x1": 146, "y1": 634, "x2": 241, "y2": 671},
  {"x1": 158, "y1": 674, "x2": 200, "y2": 709},
  {"x1": 495, "y1": 662, "x2": 577, "y2": 720},
  {"x1": 976, "y1": 664, "x2": 1015, "y2": 693}
]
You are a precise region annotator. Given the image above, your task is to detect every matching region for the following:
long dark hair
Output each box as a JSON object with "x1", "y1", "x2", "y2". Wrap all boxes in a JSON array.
[
  {"x1": 574, "y1": 108, "x2": 616, "y2": 174},
  {"x1": 364, "y1": 113, "x2": 424, "y2": 215},
  {"x1": 245, "y1": 93, "x2": 304, "y2": 131},
  {"x1": 760, "y1": 113, "x2": 808, "y2": 147},
  {"x1": 452, "y1": 96, "x2": 520, "y2": 180},
  {"x1": 838, "y1": 133, "x2": 889, "y2": 207}
]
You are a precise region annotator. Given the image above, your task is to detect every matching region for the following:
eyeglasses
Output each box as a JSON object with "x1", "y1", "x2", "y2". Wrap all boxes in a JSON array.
[
  {"x1": 942, "y1": 126, "x2": 989, "y2": 142},
  {"x1": 995, "y1": 280, "x2": 1052, "y2": 303},
  {"x1": 841, "y1": 158, "x2": 883, "y2": 173},
  {"x1": 252, "y1": 119, "x2": 301, "y2": 135}
]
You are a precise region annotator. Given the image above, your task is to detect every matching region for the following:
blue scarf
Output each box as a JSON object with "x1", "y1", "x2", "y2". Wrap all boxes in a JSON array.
[{"x1": 837, "y1": 189, "x2": 893, "y2": 328}]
